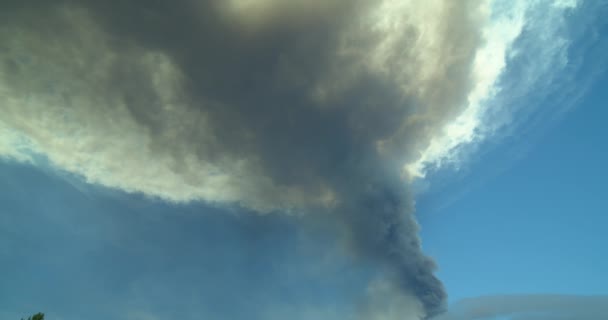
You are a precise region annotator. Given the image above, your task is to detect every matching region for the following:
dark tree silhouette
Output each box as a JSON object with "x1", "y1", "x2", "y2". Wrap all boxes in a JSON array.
[{"x1": 21, "y1": 312, "x2": 44, "y2": 320}]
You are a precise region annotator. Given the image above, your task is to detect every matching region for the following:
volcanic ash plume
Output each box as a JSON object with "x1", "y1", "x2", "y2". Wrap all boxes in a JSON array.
[{"x1": 0, "y1": 0, "x2": 490, "y2": 317}]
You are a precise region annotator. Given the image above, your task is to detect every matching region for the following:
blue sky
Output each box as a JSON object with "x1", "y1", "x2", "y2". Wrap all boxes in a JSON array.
[
  {"x1": 0, "y1": 163, "x2": 372, "y2": 320},
  {"x1": 1, "y1": 1, "x2": 607, "y2": 320},
  {"x1": 418, "y1": 67, "x2": 608, "y2": 302},
  {"x1": 416, "y1": 2, "x2": 608, "y2": 308}
]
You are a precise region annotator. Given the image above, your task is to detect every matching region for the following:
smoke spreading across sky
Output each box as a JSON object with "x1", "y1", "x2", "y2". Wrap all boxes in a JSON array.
[{"x1": 0, "y1": 0, "x2": 605, "y2": 319}]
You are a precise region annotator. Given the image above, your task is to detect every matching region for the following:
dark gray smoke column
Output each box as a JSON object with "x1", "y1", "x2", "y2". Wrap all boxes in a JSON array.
[
  {"x1": 0, "y1": 0, "x2": 487, "y2": 317},
  {"x1": 334, "y1": 163, "x2": 447, "y2": 317}
]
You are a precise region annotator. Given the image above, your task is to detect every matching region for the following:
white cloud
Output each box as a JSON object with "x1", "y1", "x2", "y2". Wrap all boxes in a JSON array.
[
  {"x1": 434, "y1": 294, "x2": 608, "y2": 320},
  {"x1": 404, "y1": 0, "x2": 581, "y2": 179}
]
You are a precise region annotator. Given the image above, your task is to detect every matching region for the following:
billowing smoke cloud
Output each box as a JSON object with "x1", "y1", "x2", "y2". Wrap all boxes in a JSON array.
[
  {"x1": 0, "y1": 0, "x2": 588, "y2": 318},
  {"x1": 433, "y1": 295, "x2": 608, "y2": 320}
]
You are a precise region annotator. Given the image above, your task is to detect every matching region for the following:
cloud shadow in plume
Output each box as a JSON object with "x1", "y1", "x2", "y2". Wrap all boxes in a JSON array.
[{"x1": 78, "y1": 0, "x2": 411, "y2": 183}]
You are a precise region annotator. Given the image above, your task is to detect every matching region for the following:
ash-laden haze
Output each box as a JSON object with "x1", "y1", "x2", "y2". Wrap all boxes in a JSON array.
[{"x1": 0, "y1": 0, "x2": 588, "y2": 319}]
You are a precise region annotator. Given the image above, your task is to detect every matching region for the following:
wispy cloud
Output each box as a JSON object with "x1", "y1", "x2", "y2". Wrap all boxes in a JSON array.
[
  {"x1": 405, "y1": 0, "x2": 594, "y2": 179},
  {"x1": 434, "y1": 294, "x2": 608, "y2": 320}
]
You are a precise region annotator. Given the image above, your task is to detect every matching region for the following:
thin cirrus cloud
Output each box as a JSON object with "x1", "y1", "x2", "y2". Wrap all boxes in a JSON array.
[
  {"x1": 433, "y1": 295, "x2": 608, "y2": 320},
  {"x1": 0, "y1": 0, "x2": 598, "y2": 319}
]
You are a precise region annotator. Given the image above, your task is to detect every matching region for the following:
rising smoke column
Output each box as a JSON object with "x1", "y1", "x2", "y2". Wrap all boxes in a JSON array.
[{"x1": 0, "y1": 0, "x2": 489, "y2": 318}]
